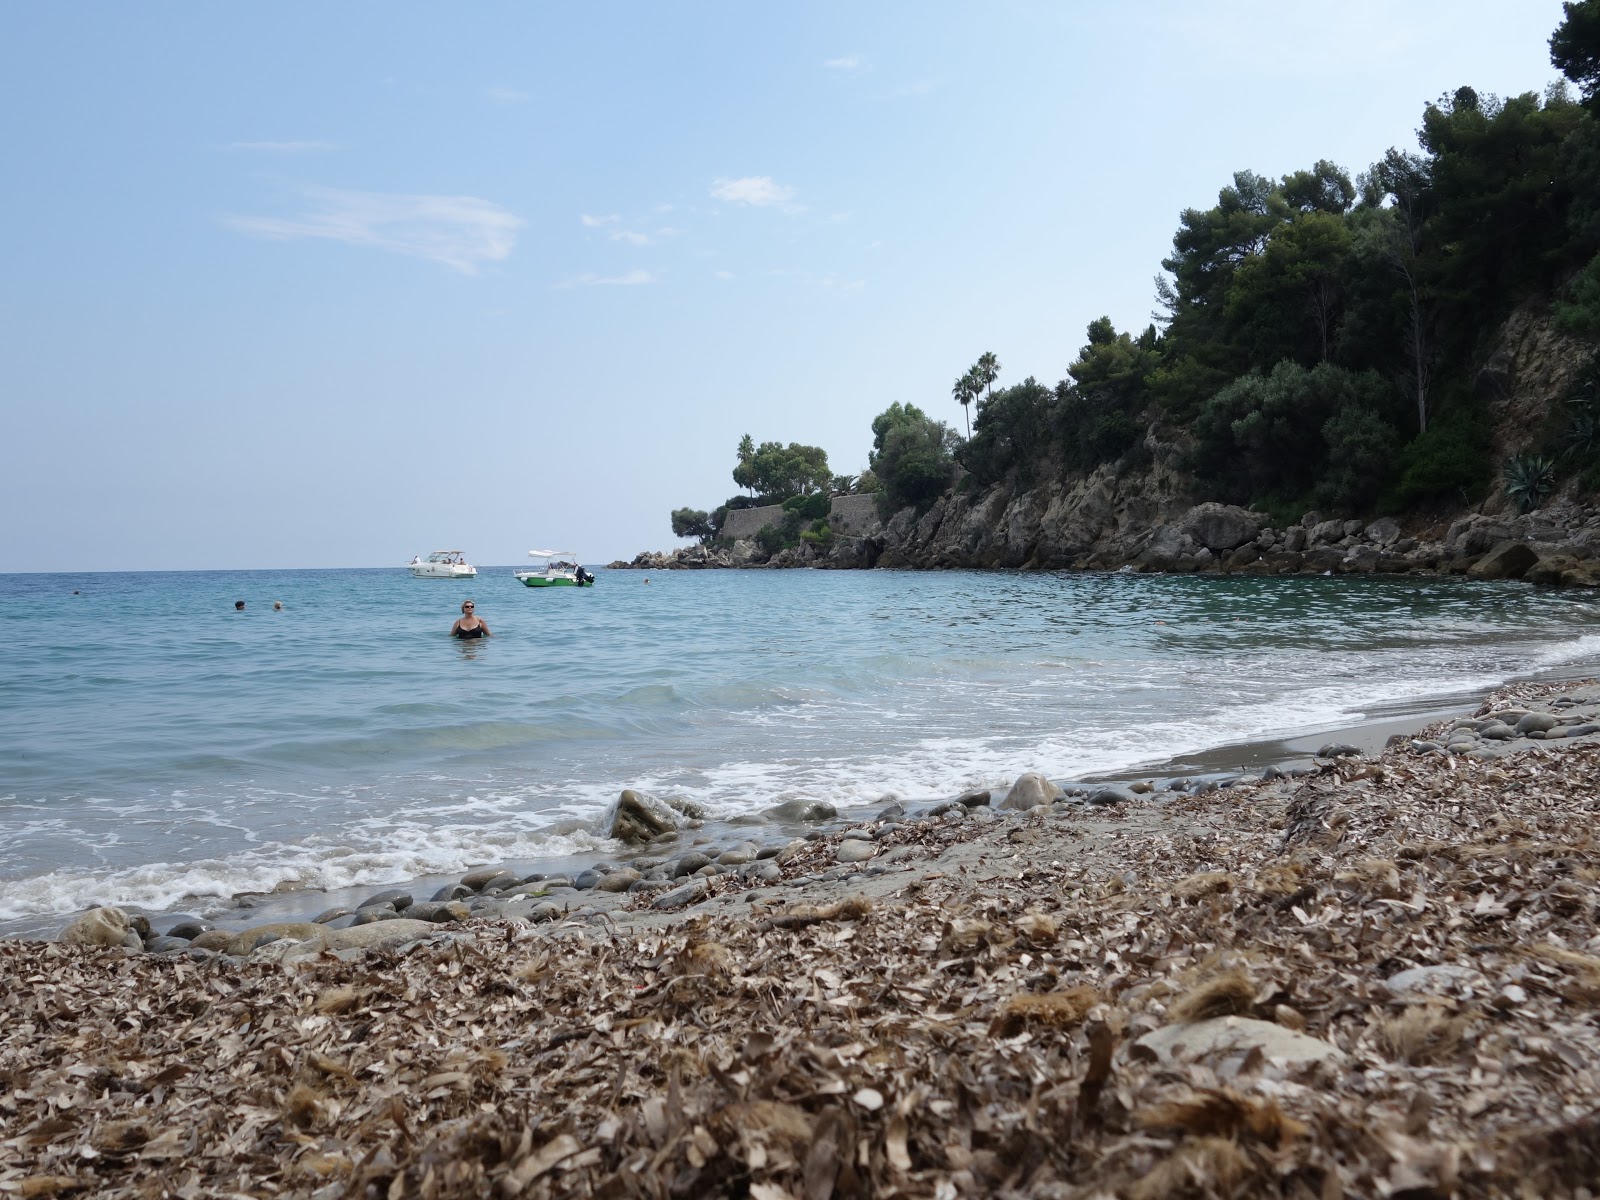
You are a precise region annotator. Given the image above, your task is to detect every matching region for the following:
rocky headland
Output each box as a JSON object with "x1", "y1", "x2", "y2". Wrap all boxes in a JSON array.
[{"x1": 10, "y1": 679, "x2": 1600, "y2": 1196}]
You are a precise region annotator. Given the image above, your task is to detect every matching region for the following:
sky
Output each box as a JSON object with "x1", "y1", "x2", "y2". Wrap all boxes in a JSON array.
[{"x1": 0, "y1": 1, "x2": 1572, "y2": 571}]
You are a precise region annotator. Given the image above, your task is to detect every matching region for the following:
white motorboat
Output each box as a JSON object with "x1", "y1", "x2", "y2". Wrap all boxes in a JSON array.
[{"x1": 409, "y1": 550, "x2": 477, "y2": 579}]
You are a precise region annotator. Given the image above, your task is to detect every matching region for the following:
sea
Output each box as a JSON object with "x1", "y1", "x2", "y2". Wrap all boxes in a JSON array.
[{"x1": 2, "y1": 565, "x2": 1599, "y2": 939}]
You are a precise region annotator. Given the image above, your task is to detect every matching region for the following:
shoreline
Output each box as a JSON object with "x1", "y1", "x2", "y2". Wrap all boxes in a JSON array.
[
  {"x1": 14, "y1": 650, "x2": 1600, "y2": 946},
  {"x1": 9, "y1": 677, "x2": 1600, "y2": 1195}
]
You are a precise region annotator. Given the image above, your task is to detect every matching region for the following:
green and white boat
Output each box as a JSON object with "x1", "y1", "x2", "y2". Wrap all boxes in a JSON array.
[{"x1": 514, "y1": 550, "x2": 595, "y2": 588}]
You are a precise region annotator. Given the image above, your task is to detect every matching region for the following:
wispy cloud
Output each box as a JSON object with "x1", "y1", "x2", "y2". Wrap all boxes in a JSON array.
[
  {"x1": 561, "y1": 269, "x2": 656, "y2": 288},
  {"x1": 710, "y1": 176, "x2": 804, "y2": 214},
  {"x1": 714, "y1": 270, "x2": 735, "y2": 280},
  {"x1": 823, "y1": 55, "x2": 866, "y2": 71},
  {"x1": 485, "y1": 86, "x2": 530, "y2": 104},
  {"x1": 611, "y1": 230, "x2": 652, "y2": 246},
  {"x1": 224, "y1": 140, "x2": 338, "y2": 153},
  {"x1": 222, "y1": 186, "x2": 522, "y2": 274},
  {"x1": 580, "y1": 213, "x2": 619, "y2": 227}
]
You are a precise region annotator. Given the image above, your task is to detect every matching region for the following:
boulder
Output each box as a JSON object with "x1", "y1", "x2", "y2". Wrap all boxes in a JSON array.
[
  {"x1": 1086, "y1": 785, "x2": 1135, "y2": 806},
  {"x1": 60, "y1": 906, "x2": 133, "y2": 948},
  {"x1": 1467, "y1": 539, "x2": 1539, "y2": 581},
  {"x1": 460, "y1": 868, "x2": 519, "y2": 892},
  {"x1": 1365, "y1": 517, "x2": 1402, "y2": 546},
  {"x1": 999, "y1": 772, "x2": 1063, "y2": 811},
  {"x1": 652, "y1": 879, "x2": 709, "y2": 910},
  {"x1": 1180, "y1": 503, "x2": 1261, "y2": 553},
  {"x1": 609, "y1": 789, "x2": 684, "y2": 844}
]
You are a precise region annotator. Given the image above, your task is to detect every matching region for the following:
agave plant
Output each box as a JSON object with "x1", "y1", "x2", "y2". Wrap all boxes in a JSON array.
[{"x1": 1504, "y1": 454, "x2": 1556, "y2": 513}]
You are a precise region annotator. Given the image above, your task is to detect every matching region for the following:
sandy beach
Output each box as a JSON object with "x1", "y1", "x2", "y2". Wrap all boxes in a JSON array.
[{"x1": 6, "y1": 678, "x2": 1600, "y2": 1197}]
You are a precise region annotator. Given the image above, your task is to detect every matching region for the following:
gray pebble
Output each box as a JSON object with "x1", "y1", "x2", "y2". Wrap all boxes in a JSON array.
[
  {"x1": 1515, "y1": 712, "x2": 1558, "y2": 735},
  {"x1": 652, "y1": 879, "x2": 709, "y2": 910},
  {"x1": 573, "y1": 870, "x2": 602, "y2": 890},
  {"x1": 358, "y1": 889, "x2": 412, "y2": 911}
]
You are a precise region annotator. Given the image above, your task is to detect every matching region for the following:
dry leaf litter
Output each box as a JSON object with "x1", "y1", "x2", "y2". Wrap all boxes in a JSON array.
[{"x1": 5, "y1": 680, "x2": 1600, "y2": 1198}]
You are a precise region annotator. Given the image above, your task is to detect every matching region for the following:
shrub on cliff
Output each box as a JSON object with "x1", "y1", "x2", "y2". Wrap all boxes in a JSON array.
[
  {"x1": 869, "y1": 403, "x2": 958, "y2": 515},
  {"x1": 1387, "y1": 402, "x2": 1493, "y2": 506}
]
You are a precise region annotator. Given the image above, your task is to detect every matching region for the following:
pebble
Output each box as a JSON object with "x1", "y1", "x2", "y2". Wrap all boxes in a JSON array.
[
  {"x1": 357, "y1": 889, "x2": 412, "y2": 912},
  {"x1": 462, "y1": 867, "x2": 520, "y2": 891},
  {"x1": 1516, "y1": 713, "x2": 1559, "y2": 734},
  {"x1": 836, "y1": 840, "x2": 877, "y2": 864},
  {"x1": 653, "y1": 879, "x2": 709, "y2": 910}
]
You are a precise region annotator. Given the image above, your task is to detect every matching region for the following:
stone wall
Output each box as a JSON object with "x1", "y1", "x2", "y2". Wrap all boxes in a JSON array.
[
  {"x1": 827, "y1": 494, "x2": 882, "y2": 536},
  {"x1": 720, "y1": 503, "x2": 786, "y2": 542},
  {"x1": 719, "y1": 495, "x2": 883, "y2": 542}
]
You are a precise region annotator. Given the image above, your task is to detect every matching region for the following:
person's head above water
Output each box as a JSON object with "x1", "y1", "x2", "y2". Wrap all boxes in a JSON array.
[
  {"x1": 273, "y1": 601, "x2": 283, "y2": 611},
  {"x1": 461, "y1": 600, "x2": 475, "y2": 614},
  {"x1": 234, "y1": 600, "x2": 245, "y2": 611}
]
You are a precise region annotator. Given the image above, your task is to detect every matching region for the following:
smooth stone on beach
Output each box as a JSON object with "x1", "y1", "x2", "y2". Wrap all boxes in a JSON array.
[
  {"x1": 431, "y1": 883, "x2": 473, "y2": 902},
  {"x1": 351, "y1": 907, "x2": 407, "y2": 926},
  {"x1": 1515, "y1": 712, "x2": 1559, "y2": 735},
  {"x1": 1478, "y1": 724, "x2": 1515, "y2": 740},
  {"x1": 460, "y1": 868, "x2": 519, "y2": 892},
  {"x1": 1000, "y1": 772, "x2": 1063, "y2": 811},
  {"x1": 1316, "y1": 743, "x2": 1361, "y2": 758},
  {"x1": 573, "y1": 870, "x2": 602, "y2": 890},
  {"x1": 189, "y1": 930, "x2": 235, "y2": 952},
  {"x1": 836, "y1": 840, "x2": 877, "y2": 864},
  {"x1": 1086, "y1": 785, "x2": 1135, "y2": 807},
  {"x1": 1565, "y1": 723, "x2": 1600, "y2": 736},
  {"x1": 155, "y1": 915, "x2": 210, "y2": 937},
  {"x1": 399, "y1": 901, "x2": 471, "y2": 923},
  {"x1": 1135, "y1": 1017, "x2": 1345, "y2": 1067},
  {"x1": 311, "y1": 907, "x2": 352, "y2": 924},
  {"x1": 597, "y1": 869, "x2": 640, "y2": 892},
  {"x1": 716, "y1": 848, "x2": 755, "y2": 866},
  {"x1": 225, "y1": 922, "x2": 325, "y2": 956},
  {"x1": 60, "y1": 907, "x2": 132, "y2": 947},
  {"x1": 740, "y1": 860, "x2": 782, "y2": 884},
  {"x1": 672, "y1": 852, "x2": 712, "y2": 878},
  {"x1": 146, "y1": 936, "x2": 191, "y2": 954},
  {"x1": 763, "y1": 799, "x2": 839, "y2": 823},
  {"x1": 958, "y1": 790, "x2": 992, "y2": 808},
  {"x1": 357, "y1": 889, "x2": 413, "y2": 911},
  {"x1": 653, "y1": 879, "x2": 709, "y2": 910}
]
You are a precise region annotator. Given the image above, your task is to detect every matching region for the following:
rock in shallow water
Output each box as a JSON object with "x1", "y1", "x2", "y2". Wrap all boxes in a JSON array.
[
  {"x1": 60, "y1": 907, "x2": 132, "y2": 948},
  {"x1": 608, "y1": 789, "x2": 685, "y2": 844}
]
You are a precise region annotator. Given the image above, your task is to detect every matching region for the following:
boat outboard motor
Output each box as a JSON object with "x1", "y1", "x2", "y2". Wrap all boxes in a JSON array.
[{"x1": 576, "y1": 566, "x2": 594, "y2": 585}]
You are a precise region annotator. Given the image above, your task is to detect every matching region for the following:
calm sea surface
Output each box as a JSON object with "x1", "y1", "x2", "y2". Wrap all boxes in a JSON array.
[{"x1": 2, "y1": 566, "x2": 1598, "y2": 935}]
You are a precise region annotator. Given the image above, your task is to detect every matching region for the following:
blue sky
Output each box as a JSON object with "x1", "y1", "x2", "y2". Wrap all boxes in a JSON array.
[{"x1": 0, "y1": 1, "x2": 1569, "y2": 571}]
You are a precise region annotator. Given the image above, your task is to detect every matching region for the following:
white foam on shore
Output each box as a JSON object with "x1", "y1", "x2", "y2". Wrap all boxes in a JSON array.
[{"x1": 9, "y1": 622, "x2": 1600, "y2": 936}]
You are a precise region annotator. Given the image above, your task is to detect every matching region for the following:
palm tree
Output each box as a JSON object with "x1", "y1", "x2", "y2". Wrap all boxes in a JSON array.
[
  {"x1": 952, "y1": 372, "x2": 978, "y2": 438},
  {"x1": 975, "y1": 351, "x2": 1000, "y2": 404}
]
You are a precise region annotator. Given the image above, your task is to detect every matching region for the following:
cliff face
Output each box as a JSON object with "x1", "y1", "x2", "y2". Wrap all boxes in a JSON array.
[{"x1": 619, "y1": 304, "x2": 1598, "y2": 581}]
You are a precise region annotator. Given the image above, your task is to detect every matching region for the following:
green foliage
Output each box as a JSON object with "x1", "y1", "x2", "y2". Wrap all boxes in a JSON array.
[
  {"x1": 731, "y1": 437, "x2": 831, "y2": 502},
  {"x1": 1058, "y1": 319, "x2": 1159, "y2": 470},
  {"x1": 1191, "y1": 360, "x2": 1398, "y2": 505},
  {"x1": 1316, "y1": 406, "x2": 1401, "y2": 509},
  {"x1": 962, "y1": 376, "x2": 1057, "y2": 484},
  {"x1": 754, "y1": 524, "x2": 787, "y2": 555},
  {"x1": 1505, "y1": 453, "x2": 1558, "y2": 511},
  {"x1": 1388, "y1": 404, "x2": 1493, "y2": 506},
  {"x1": 1551, "y1": 0, "x2": 1600, "y2": 109},
  {"x1": 854, "y1": 468, "x2": 880, "y2": 493},
  {"x1": 669, "y1": 507, "x2": 717, "y2": 543},
  {"x1": 1555, "y1": 253, "x2": 1600, "y2": 336},
  {"x1": 782, "y1": 491, "x2": 831, "y2": 521},
  {"x1": 869, "y1": 403, "x2": 957, "y2": 514}
]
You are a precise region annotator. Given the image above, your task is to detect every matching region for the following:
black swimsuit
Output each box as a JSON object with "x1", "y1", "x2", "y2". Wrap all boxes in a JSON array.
[{"x1": 454, "y1": 624, "x2": 485, "y2": 639}]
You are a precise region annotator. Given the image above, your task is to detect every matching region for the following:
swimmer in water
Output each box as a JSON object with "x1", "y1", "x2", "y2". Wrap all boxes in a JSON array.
[
  {"x1": 273, "y1": 600, "x2": 283, "y2": 611},
  {"x1": 234, "y1": 600, "x2": 245, "y2": 611},
  {"x1": 450, "y1": 600, "x2": 490, "y2": 639}
]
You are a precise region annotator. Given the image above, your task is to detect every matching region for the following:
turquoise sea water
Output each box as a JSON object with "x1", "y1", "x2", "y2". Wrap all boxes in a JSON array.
[{"x1": 2, "y1": 565, "x2": 1598, "y2": 935}]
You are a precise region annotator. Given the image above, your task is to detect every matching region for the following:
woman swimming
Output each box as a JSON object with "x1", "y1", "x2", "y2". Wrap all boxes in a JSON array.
[{"x1": 450, "y1": 600, "x2": 491, "y2": 639}]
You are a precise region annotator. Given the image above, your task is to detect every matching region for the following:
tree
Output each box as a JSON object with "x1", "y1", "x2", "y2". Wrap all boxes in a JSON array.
[
  {"x1": 732, "y1": 434, "x2": 758, "y2": 495},
  {"x1": 951, "y1": 371, "x2": 978, "y2": 438},
  {"x1": 1552, "y1": 0, "x2": 1600, "y2": 109},
  {"x1": 869, "y1": 403, "x2": 957, "y2": 514},
  {"x1": 975, "y1": 352, "x2": 1001, "y2": 403},
  {"x1": 1356, "y1": 151, "x2": 1435, "y2": 433},
  {"x1": 670, "y1": 507, "x2": 717, "y2": 544},
  {"x1": 732, "y1": 440, "x2": 831, "y2": 502}
]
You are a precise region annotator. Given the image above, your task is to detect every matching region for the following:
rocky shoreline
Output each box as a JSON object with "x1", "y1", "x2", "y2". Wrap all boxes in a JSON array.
[
  {"x1": 9, "y1": 681, "x2": 1600, "y2": 1195},
  {"x1": 613, "y1": 495, "x2": 1600, "y2": 588}
]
